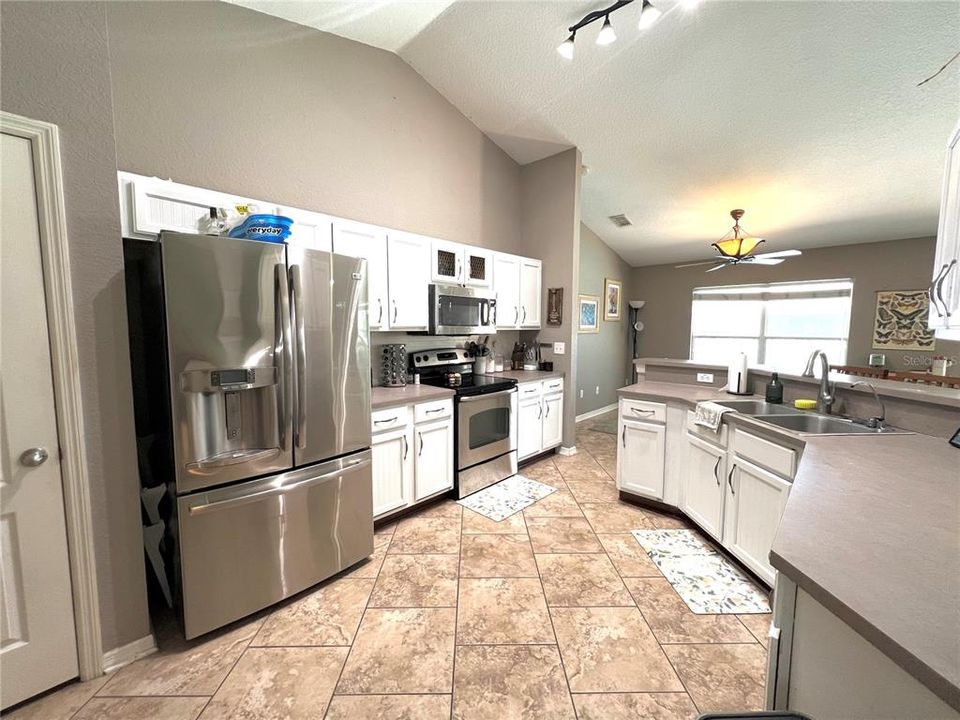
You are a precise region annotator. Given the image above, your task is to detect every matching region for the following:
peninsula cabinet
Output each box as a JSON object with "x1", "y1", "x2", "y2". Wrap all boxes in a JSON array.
[
  {"x1": 616, "y1": 399, "x2": 667, "y2": 500},
  {"x1": 681, "y1": 433, "x2": 726, "y2": 541}
]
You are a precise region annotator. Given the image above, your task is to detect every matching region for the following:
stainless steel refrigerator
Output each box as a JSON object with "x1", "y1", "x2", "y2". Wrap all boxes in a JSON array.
[{"x1": 124, "y1": 231, "x2": 373, "y2": 639}]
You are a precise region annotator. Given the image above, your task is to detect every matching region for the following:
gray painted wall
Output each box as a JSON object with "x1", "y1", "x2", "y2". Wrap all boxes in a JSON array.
[
  {"x1": 518, "y1": 148, "x2": 582, "y2": 448},
  {"x1": 105, "y1": 1, "x2": 521, "y2": 253},
  {"x1": 0, "y1": 1, "x2": 150, "y2": 652},
  {"x1": 631, "y1": 236, "x2": 960, "y2": 375},
  {"x1": 576, "y1": 224, "x2": 634, "y2": 415}
]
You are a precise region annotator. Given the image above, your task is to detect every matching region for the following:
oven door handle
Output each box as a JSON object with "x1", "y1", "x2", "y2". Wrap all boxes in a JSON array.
[{"x1": 458, "y1": 387, "x2": 517, "y2": 403}]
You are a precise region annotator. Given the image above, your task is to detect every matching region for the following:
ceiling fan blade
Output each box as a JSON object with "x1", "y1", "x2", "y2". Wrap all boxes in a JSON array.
[
  {"x1": 704, "y1": 262, "x2": 729, "y2": 272},
  {"x1": 745, "y1": 257, "x2": 785, "y2": 265},
  {"x1": 751, "y1": 249, "x2": 802, "y2": 259},
  {"x1": 675, "y1": 259, "x2": 726, "y2": 269}
]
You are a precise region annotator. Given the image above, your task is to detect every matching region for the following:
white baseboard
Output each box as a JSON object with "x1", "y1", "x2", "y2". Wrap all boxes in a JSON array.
[
  {"x1": 558, "y1": 445, "x2": 577, "y2": 456},
  {"x1": 575, "y1": 403, "x2": 618, "y2": 423},
  {"x1": 102, "y1": 633, "x2": 157, "y2": 674}
]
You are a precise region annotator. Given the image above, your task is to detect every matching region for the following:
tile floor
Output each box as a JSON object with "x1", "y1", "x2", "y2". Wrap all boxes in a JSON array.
[{"x1": 10, "y1": 411, "x2": 771, "y2": 720}]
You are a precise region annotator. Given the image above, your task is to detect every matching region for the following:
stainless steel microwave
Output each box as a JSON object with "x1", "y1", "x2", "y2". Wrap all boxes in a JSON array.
[{"x1": 428, "y1": 284, "x2": 497, "y2": 335}]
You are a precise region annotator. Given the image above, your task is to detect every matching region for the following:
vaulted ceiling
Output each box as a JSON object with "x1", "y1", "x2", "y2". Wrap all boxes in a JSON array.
[{"x1": 228, "y1": 0, "x2": 960, "y2": 266}]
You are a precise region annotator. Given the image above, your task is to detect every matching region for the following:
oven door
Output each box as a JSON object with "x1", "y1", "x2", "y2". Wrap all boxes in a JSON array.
[
  {"x1": 457, "y1": 388, "x2": 516, "y2": 470},
  {"x1": 430, "y1": 284, "x2": 496, "y2": 335}
]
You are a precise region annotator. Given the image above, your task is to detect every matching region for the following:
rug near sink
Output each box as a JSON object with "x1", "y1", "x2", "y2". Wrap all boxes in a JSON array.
[
  {"x1": 631, "y1": 529, "x2": 770, "y2": 614},
  {"x1": 458, "y1": 475, "x2": 556, "y2": 521}
]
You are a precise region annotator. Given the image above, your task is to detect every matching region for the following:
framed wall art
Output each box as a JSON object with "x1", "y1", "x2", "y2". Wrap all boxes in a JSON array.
[
  {"x1": 547, "y1": 288, "x2": 563, "y2": 326},
  {"x1": 578, "y1": 294, "x2": 599, "y2": 333},
  {"x1": 872, "y1": 289, "x2": 935, "y2": 351},
  {"x1": 604, "y1": 278, "x2": 622, "y2": 321}
]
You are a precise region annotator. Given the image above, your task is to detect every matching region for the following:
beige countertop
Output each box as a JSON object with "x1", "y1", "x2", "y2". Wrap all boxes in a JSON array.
[
  {"x1": 370, "y1": 384, "x2": 455, "y2": 409},
  {"x1": 619, "y1": 380, "x2": 960, "y2": 710}
]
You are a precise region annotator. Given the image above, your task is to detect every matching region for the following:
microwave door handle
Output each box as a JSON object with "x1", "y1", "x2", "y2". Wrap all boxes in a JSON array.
[
  {"x1": 289, "y1": 264, "x2": 307, "y2": 449},
  {"x1": 275, "y1": 264, "x2": 293, "y2": 453}
]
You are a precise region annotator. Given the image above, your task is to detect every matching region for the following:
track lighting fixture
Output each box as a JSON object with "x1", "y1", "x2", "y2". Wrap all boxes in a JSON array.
[
  {"x1": 596, "y1": 16, "x2": 617, "y2": 46},
  {"x1": 557, "y1": 0, "x2": 671, "y2": 59}
]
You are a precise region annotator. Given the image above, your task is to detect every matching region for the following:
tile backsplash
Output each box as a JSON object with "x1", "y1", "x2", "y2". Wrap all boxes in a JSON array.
[{"x1": 370, "y1": 330, "x2": 520, "y2": 386}]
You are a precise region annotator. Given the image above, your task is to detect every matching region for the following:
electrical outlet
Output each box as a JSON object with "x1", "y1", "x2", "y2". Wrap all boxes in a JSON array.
[
  {"x1": 697, "y1": 372, "x2": 715, "y2": 383},
  {"x1": 579, "y1": 389, "x2": 583, "y2": 398},
  {"x1": 553, "y1": 342, "x2": 565, "y2": 355},
  {"x1": 595, "y1": 385, "x2": 600, "y2": 395}
]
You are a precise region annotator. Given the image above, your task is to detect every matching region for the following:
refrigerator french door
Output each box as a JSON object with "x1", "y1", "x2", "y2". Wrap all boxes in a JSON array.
[{"x1": 124, "y1": 232, "x2": 373, "y2": 638}]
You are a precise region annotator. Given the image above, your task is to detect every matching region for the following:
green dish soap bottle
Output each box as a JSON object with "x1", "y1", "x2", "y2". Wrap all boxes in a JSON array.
[{"x1": 765, "y1": 372, "x2": 784, "y2": 404}]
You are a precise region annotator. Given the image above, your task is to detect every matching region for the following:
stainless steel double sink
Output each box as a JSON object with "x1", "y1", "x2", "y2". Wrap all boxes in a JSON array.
[{"x1": 715, "y1": 399, "x2": 905, "y2": 435}]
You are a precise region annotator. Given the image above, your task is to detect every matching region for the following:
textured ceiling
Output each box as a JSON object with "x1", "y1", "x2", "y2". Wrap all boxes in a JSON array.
[{"x1": 230, "y1": 1, "x2": 960, "y2": 266}]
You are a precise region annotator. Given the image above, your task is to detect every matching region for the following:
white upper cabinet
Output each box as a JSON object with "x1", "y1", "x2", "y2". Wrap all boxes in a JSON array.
[
  {"x1": 929, "y1": 120, "x2": 960, "y2": 332},
  {"x1": 519, "y1": 258, "x2": 542, "y2": 329},
  {"x1": 493, "y1": 253, "x2": 522, "y2": 329},
  {"x1": 279, "y1": 206, "x2": 333, "y2": 252},
  {"x1": 431, "y1": 238, "x2": 464, "y2": 285},
  {"x1": 464, "y1": 246, "x2": 493, "y2": 287},
  {"x1": 387, "y1": 231, "x2": 431, "y2": 330},
  {"x1": 333, "y1": 220, "x2": 390, "y2": 330}
]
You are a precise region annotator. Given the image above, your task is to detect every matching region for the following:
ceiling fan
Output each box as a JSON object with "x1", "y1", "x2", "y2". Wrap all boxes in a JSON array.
[{"x1": 675, "y1": 209, "x2": 802, "y2": 272}]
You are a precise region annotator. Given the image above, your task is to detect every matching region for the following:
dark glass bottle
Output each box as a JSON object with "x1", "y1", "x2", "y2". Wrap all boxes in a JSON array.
[{"x1": 765, "y1": 372, "x2": 784, "y2": 404}]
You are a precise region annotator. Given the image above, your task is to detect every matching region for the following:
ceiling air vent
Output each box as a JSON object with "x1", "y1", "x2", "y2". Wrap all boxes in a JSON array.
[{"x1": 609, "y1": 214, "x2": 632, "y2": 228}]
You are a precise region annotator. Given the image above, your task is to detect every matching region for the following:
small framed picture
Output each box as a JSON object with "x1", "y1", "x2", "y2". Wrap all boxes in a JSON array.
[
  {"x1": 578, "y1": 295, "x2": 600, "y2": 333},
  {"x1": 604, "y1": 278, "x2": 622, "y2": 321},
  {"x1": 547, "y1": 288, "x2": 563, "y2": 326}
]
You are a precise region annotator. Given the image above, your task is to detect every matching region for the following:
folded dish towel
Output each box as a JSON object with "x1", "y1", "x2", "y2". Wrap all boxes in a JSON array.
[{"x1": 694, "y1": 401, "x2": 731, "y2": 431}]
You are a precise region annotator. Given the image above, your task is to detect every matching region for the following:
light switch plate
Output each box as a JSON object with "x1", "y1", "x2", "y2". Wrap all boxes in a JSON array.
[
  {"x1": 553, "y1": 342, "x2": 565, "y2": 355},
  {"x1": 697, "y1": 372, "x2": 715, "y2": 383}
]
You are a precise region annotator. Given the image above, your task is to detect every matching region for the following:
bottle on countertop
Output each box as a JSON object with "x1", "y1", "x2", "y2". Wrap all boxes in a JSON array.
[{"x1": 765, "y1": 372, "x2": 784, "y2": 404}]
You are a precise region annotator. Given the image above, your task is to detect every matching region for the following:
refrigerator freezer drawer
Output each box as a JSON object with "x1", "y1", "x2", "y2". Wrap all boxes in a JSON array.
[{"x1": 177, "y1": 451, "x2": 373, "y2": 639}]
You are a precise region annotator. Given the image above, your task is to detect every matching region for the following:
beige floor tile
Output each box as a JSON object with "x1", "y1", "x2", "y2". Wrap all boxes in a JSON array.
[
  {"x1": 644, "y1": 508, "x2": 692, "y2": 530},
  {"x1": 374, "y1": 520, "x2": 398, "y2": 535},
  {"x1": 327, "y1": 694, "x2": 451, "y2": 719},
  {"x1": 597, "y1": 534, "x2": 663, "y2": 577},
  {"x1": 536, "y1": 554, "x2": 634, "y2": 607},
  {"x1": 452, "y1": 645, "x2": 576, "y2": 720},
  {"x1": 343, "y1": 534, "x2": 392, "y2": 579},
  {"x1": 624, "y1": 577, "x2": 756, "y2": 644},
  {"x1": 572, "y1": 692, "x2": 699, "y2": 720},
  {"x1": 550, "y1": 607, "x2": 683, "y2": 693},
  {"x1": 370, "y1": 554, "x2": 458, "y2": 607},
  {"x1": 663, "y1": 643, "x2": 767, "y2": 713},
  {"x1": 456, "y1": 578, "x2": 554, "y2": 644},
  {"x1": 525, "y1": 517, "x2": 602, "y2": 553},
  {"x1": 99, "y1": 620, "x2": 260, "y2": 696},
  {"x1": 519, "y1": 463, "x2": 567, "y2": 490},
  {"x1": 337, "y1": 608, "x2": 456, "y2": 694},
  {"x1": 6, "y1": 675, "x2": 111, "y2": 720},
  {"x1": 565, "y1": 479, "x2": 620, "y2": 503},
  {"x1": 579, "y1": 501, "x2": 655, "y2": 533},
  {"x1": 737, "y1": 613, "x2": 773, "y2": 648},
  {"x1": 389, "y1": 516, "x2": 461, "y2": 554},
  {"x1": 200, "y1": 646, "x2": 346, "y2": 719},
  {"x1": 74, "y1": 697, "x2": 207, "y2": 720},
  {"x1": 461, "y1": 508, "x2": 527, "y2": 534},
  {"x1": 252, "y1": 578, "x2": 373, "y2": 646},
  {"x1": 415, "y1": 499, "x2": 464, "y2": 519},
  {"x1": 460, "y1": 534, "x2": 538, "y2": 577},
  {"x1": 521, "y1": 489, "x2": 584, "y2": 518}
]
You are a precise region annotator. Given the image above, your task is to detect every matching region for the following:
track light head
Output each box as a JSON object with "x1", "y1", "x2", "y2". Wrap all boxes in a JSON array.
[
  {"x1": 637, "y1": 0, "x2": 662, "y2": 29},
  {"x1": 596, "y1": 16, "x2": 617, "y2": 45},
  {"x1": 557, "y1": 33, "x2": 575, "y2": 59}
]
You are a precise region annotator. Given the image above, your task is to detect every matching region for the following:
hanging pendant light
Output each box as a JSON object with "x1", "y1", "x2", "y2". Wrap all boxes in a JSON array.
[
  {"x1": 712, "y1": 209, "x2": 765, "y2": 259},
  {"x1": 596, "y1": 16, "x2": 617, "y2": 45},
  {"x1": 637, "y1": 0, "x2": 662, "y2": 30},
  {"x1": 557, "y1": 32, "x2": 576, "y2": 59}
]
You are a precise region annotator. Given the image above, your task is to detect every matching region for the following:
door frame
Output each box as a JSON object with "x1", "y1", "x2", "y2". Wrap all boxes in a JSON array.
[{"x1": 1, "y1": 111, "x2": 103, "y2": 679}]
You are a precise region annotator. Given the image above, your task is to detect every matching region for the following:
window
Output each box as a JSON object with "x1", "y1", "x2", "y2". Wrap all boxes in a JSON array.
[{"x1": 690, "y1": 279, "x2": 853, "y2": 373}]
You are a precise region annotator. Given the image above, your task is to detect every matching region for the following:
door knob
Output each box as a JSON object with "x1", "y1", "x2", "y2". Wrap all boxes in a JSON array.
[{"x1": 20, "y1": 447, "x2": 49, "y2": 467}]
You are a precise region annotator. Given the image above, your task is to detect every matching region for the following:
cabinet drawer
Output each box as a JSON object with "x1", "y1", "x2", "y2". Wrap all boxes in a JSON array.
[
  {"x1": 518, "y1": 381, "x2": 542, "y2": 399},
  {"x1": 414, "y1": 399, "x2": 453, "y2": 424},
  {"x1": 621, "y1": 398, "x2": 666, "y2": 424},
  {"x1": 686, "y1": 410, "x2": 729, "y2": 447},
  {"x1": 542, "y1": 377, "x2": 563, "y2": 394},
  {"x1": 371, "y1": 406, "x2": 410, "y2": 432},
  {"x1": 732, "y1": 429, "x2": 796, "y2": 479}
]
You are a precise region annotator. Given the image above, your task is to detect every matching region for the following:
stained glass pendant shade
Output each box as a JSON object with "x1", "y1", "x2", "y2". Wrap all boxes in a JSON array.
[{"x1": 712, "y1": 209, "x2": 764, "y2": 259}]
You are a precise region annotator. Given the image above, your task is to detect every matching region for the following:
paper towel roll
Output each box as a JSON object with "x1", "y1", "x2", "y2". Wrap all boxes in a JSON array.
[{"x1": 727, "y1": 352, "x2": 749, "y2": 395}]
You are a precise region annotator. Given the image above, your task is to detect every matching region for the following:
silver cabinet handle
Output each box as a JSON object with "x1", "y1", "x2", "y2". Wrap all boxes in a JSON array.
[
  {"x1": 377, "y1": 298, "x2": 383, "y2": 325},
  {"x1": 374, "y1": 416, "x2": 398, "y2": 425},
  {"x1": 522, "y1": 306, "x2": 527, "y2": 324},
  {"x1": 621, "y1": 426, "x2": 627, "y2": 447},
  {"x1": 537, "y1": 400, "x2": 543, "y2": 419},
  {"x1": 713, "y1": 455, "x2": 721, "y2": 486},
  {"x1": 544, "y1": 400, "x2": 550, "y2": 418},
  {"x1": 456, "y1": 256, "x2": 462, "y2": 280},
  {"x1": 631, "y1": 407, "x2": 656, "y2": 416},
  {"x1": 289, "y1": 264, "x2": 306, "y2": 450},
  {"x1": 393, "y1": 299, "x2": 398, "y2": 324},
  {"x1": 402, "y1": 434, "x2": 408, "y2": 461},
  {"x1": 936, "y1": 259, "x2": 957, "y2": 318},
  {"x1": 20, "y1": 447, "x2": 49, "y2": 467},
  {"x1": 275, "y1": 264, "x2": 292, "y2": 452},
  {"x1": 727, "y1": 463, "x2": 736, "y2": 493},
  {"x1": 418, "y1": 431, "x2": 424, "y2": 457},
  {"x1": 514, "y1": 306, "x2": 519, "y2": 325},
  {"x1": 930, "y1": 264, "x2": 949, "y2": 318},
  {"x1": 426, "y1": 408, "x2": 444, "y2": 414}
]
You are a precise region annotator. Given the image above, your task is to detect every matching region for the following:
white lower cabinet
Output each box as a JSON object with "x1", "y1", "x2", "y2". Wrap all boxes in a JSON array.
[
  {"x1": 681, "y1": 434, "x2": 726, "y2": 541},
  {"x1": 541, "y1": 392, "x2": 563, "y2": 449},
  {"x1": 517, "y1": 393, "x2": 544, "y2": 460},
  {"x1": 414, "y1": 417, "x2": 454, "y2": 501},
  {"x1": 722, "y1": 457, "x2": 792, "y2": 585},
  {"x1": 616, "y1": 418, "x2": 666, "y2": 500},
  {"x1": 517, "y1": 380, "x2": 565, "y2": 461},
  {"x1": 371, "y1": 400, "x2": 453, "y2": 518}
]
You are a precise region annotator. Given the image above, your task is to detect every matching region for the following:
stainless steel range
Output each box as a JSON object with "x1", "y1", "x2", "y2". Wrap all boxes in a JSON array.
[{"x1": 412, "y1": 349, "x2": 517, "y2": 497}]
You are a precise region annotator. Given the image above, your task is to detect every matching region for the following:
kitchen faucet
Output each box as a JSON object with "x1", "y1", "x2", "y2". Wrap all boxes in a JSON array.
[
  {"x1": 850, "y1": 381, "x2": 886, "y2": 429},
  {"x1": 802, "y1": 349, "x2": 834, "y2": 414}
]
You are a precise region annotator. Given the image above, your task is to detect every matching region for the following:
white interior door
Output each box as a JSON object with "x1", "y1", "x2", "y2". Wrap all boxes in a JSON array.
[{"x1": 1, "y1": 131, "x2": 79, "y2": 709}]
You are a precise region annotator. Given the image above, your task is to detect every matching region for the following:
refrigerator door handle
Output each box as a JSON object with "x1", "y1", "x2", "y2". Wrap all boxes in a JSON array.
[
  {"x1": 276, "y1": 264, "x2": 293, "y2": 453},
  {"x1": 289, "y1": 264, "x2": 307, "y2": 449}
]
